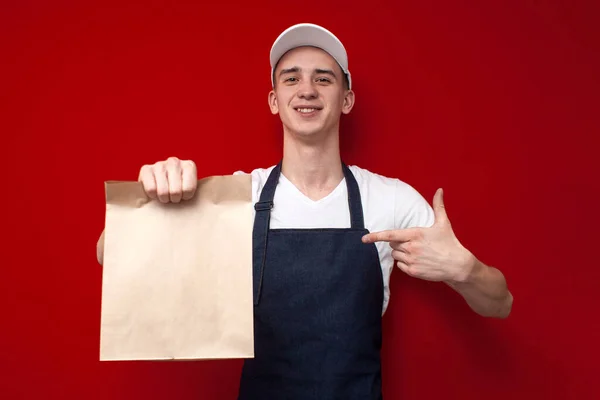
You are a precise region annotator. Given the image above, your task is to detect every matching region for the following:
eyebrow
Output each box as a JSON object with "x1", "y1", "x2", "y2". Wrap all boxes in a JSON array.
[
  {"x1": 279, "y1": 67, "x2": 300, "y2": 77},
  {"x1": 315, "y1": 68, "x2": 337, "y2": 78},
  {"x1": 278, "y1": 67, "x2": 338, "y2": 79}
]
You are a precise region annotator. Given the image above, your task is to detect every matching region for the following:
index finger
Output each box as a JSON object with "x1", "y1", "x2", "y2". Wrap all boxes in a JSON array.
[
  {"x1": 138, "y1": 165, "x2": 158, "y2": 200},
  {"x1": 362, "y1": 228, "x2": 418, "y2": 244}
]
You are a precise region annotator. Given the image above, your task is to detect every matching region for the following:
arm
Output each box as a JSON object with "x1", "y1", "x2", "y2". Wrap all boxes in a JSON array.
[
  {"x1": 445, "y1": 254, "x2": 513, "y2": 319},
  {"x1": 363, "y1": 187, "x2": 513, "y2": 319},
  {"x1": 97, "y1": 230, "x2": 105, "y2": 265}
]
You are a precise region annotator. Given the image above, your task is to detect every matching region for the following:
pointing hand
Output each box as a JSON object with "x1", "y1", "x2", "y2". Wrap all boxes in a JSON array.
[{"x1": 362, "y1": 189, "x2": 475, "y2": 283}]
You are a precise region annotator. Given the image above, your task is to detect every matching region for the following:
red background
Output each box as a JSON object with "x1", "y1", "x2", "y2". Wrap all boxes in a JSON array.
[{"x1": 2, "y1": 0, "x2": 599, "y2": 398}]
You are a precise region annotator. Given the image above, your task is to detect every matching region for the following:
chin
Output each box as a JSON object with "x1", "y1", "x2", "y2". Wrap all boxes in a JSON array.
[
  {"x1": 290, "y1": 121, "x2": 327, "y2": 137},
  {"x1": 291, "y1": 128, "x2": 324, "y2": 140}
]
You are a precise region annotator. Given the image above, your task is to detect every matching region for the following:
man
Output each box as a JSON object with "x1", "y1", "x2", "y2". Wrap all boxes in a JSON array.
[{"x1": 97, "y1": 23, "x2": 512, "y2": 399}]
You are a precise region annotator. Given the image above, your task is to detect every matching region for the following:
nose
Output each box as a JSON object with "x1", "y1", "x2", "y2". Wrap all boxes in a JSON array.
[{"x1": 297, "y1": 79, "x2": 318, "y2": 100}]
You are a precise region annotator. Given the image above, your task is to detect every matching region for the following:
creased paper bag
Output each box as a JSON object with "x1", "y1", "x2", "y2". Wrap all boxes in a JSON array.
[{"x1": 99, "y1": 174, "x2": 254, "y2": 361}]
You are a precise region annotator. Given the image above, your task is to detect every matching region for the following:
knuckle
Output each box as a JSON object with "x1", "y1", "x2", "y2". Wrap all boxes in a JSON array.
[
  {"x1": 182, "y1": 178, "x2": 196, "y2": 188},
  {"x1": 144, "y1": 181, "x2": 157, "y2": 192},
  {"x1": 156, "y1": 186, "x2": 169, "y2": 197},
  {"x1": 169, "y1": 178, "x2": 182, "y2": 190},
  {"x1": 182, "y1": 159, "x2": 197, "y2": 172},
  {"x1": 413, "y1": 242, "x2": 423, "y2": 255},
  {"x1": 182, "y1": 185, "x2": 196, "y2": 195},
  {"x1": 153, "y1": 161, "x2": 166, "y2": 172},
  {"x1": 182, "y1": 188, "x2": 196, "y2": 200},
  {"x1": 169, "y1": 183, "x2": 182, "y2": 193},
  {"x1": 167, "y1": 156, "x2": 181, "y2": 168},
  {"x1": 139, "y1": 165, "x2": 151, "y2": 180}
]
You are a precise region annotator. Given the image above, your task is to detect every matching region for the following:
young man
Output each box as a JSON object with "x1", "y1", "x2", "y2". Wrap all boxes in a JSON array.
[{"x1": 97, "y1": 23, "x2": 512, "y2": 399}]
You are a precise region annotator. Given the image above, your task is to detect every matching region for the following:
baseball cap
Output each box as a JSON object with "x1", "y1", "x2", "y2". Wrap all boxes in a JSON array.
[{"x1": 269, "y1": 23, "x2": 352, "y2": 89}]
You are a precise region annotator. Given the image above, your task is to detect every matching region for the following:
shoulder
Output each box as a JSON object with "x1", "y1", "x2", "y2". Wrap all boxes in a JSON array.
[
  {"x1": 348, "y1": 165, "x2": 435, "y2": 229},
  {"x1": 233, "y1": 166, "x2": 276, "y2": 181},
  {"x1": 347, "y1": 165, "x2": 398, "y2": 191},
  {"x1": 232, "y1": 166, "x2": 276, "y2": 203}
]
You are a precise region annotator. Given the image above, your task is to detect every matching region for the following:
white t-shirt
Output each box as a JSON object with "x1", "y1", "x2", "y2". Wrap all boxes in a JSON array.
[{"x1": 233, "y1": 165, "x2": 435, "y2": 315}]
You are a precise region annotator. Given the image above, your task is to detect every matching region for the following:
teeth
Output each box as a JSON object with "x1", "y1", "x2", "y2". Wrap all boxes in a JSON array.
[{"x1": 297, "y1": 108, "x2": 316, "y2": 113}]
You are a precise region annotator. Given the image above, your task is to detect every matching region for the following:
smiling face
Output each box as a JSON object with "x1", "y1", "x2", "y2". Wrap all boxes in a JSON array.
[{"x1": 268, "y1": 46, "x2": 355, "y2": 141}]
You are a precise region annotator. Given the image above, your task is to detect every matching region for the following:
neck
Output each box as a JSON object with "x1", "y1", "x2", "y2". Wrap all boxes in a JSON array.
[{"x1": 281, "y1": 127, "x2": 344, "y2": 201}]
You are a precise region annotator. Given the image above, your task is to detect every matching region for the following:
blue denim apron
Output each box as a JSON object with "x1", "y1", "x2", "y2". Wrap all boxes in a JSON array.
[{"x1": 238, "y1": 162, "x2": 384, "y2": 400}]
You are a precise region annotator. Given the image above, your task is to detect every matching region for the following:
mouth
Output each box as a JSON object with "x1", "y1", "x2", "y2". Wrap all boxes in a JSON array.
[{"x1": 293, "y1": 106, "x2": 322, "y2": 117}]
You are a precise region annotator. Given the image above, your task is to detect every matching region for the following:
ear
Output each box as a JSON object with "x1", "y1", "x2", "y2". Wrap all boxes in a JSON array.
[
  {"x1": 341, "y1": 89, "x2": 355, "y2": 115},
  {"x1": 268, "y1": 90, "x2": 279, "y2": 115}
]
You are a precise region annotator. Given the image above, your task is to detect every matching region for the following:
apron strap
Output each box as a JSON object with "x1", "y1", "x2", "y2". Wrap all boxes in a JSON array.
[
  {"x1": 252, "y1": 161, "x2": 365, "y2": 305},
  {"x1": 252, "y1": 163, "x2": 280, "y2": 305},
  {"x1": 342, "y1": 163, "x2": 365, "y2": 230}
]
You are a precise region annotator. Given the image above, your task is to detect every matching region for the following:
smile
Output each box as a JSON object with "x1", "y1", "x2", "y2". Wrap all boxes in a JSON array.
[{"x1": 294, "y1": 106, "x2": 322, "y2": 116}]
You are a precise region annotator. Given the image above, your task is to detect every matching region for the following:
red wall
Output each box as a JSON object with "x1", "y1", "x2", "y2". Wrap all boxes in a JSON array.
[{"x1": 2, "y1": 0, "x2": 599, "y2": 398}]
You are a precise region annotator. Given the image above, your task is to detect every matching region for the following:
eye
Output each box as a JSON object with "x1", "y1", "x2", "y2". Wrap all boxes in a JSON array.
[
  {"x1": 284, "y1": 77, "x2": 298, "y2": 83},
  {"x1": 316, "y1": 77, "x2": 331, "y2": 84}
]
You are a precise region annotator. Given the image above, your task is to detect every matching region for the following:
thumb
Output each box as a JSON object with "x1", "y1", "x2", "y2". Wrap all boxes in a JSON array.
[{"x1": 433, "y1": 188, "x2": 449, "y2": 225}]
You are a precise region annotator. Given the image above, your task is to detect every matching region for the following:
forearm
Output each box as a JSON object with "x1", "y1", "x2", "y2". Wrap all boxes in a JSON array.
[
  {"x1": 446, "y1": 256, "x2": 513, "y2": 318},
  {"x1": 96, "y1": 230, "x2": 105, "y2": 265}
]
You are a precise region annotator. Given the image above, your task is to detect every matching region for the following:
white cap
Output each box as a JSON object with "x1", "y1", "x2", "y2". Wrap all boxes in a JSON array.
[{"x1": 269, "y1": 23, "x2": 352, "y2": 89}]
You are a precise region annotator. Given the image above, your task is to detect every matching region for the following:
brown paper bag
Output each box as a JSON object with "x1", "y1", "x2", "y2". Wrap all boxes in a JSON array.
[{"x1": 99, "y1": 174, "x2": 254, "y2": 361}]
